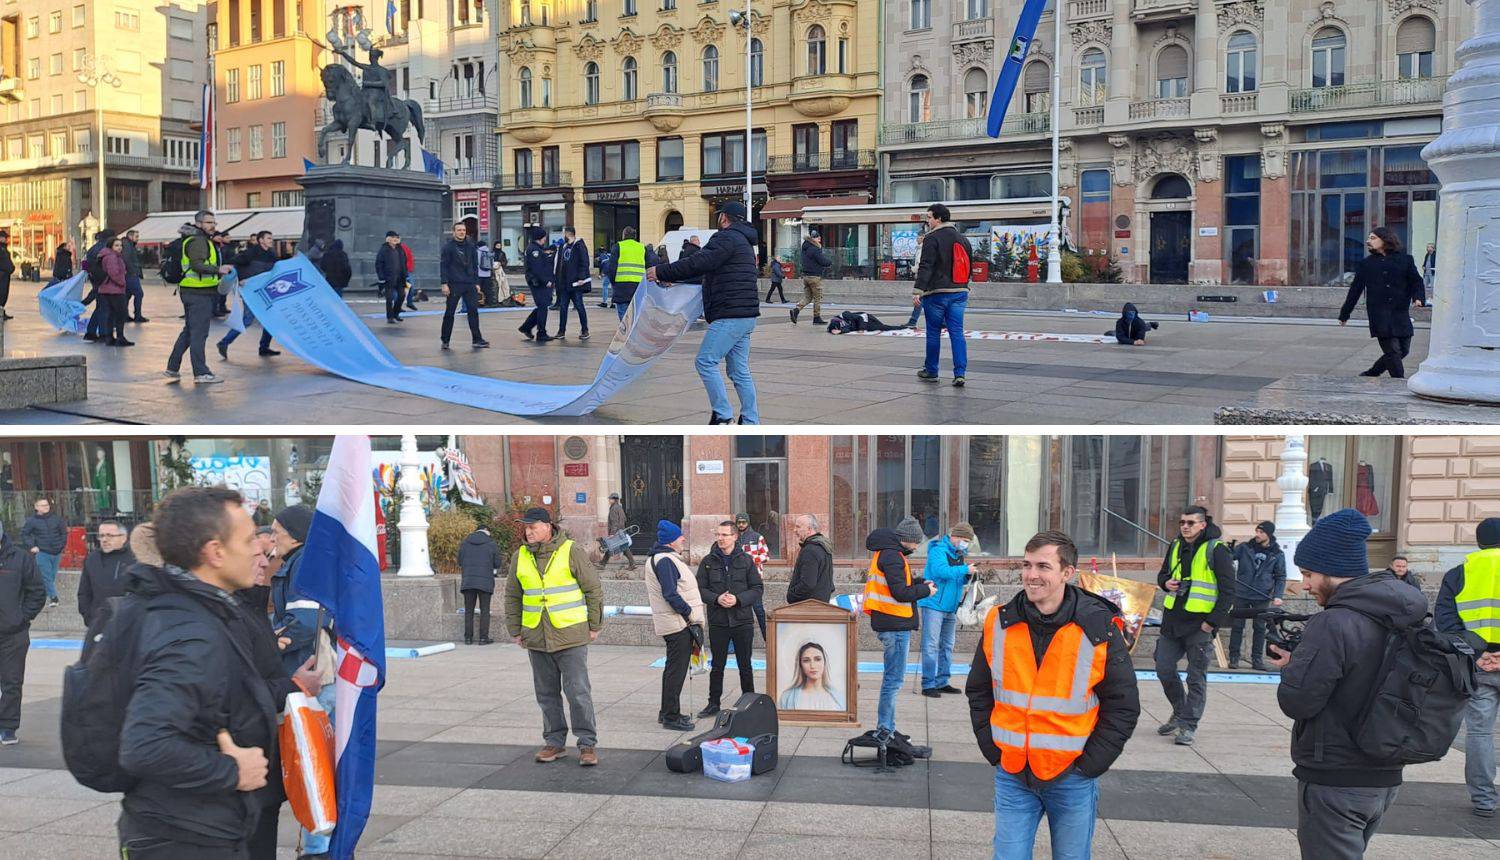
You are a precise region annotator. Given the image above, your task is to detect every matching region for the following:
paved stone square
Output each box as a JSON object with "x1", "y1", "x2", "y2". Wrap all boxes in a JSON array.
[
  {"x1": 0, "y1": 638, "x2": 1495, "y2": 859},
  {"x1": 0, "y1": 282, "x2": 1430, "y2": 425}
]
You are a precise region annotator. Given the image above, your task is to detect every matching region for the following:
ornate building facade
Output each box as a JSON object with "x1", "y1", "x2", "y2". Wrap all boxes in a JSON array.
[{"x1": 880, "y1": 0, "x2": 1470, "y2": 285}]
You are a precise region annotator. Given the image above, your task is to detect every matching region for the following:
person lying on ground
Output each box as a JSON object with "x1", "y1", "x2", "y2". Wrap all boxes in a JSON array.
[
  {"x1": 1109, "y1": 302, "x2": 1159, "y2": 345},
  {"x1": 827, "y1": 310, "x2": 911, "y2": 335}
]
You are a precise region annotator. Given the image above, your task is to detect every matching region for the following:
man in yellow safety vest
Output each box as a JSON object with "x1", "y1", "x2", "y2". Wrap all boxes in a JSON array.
[
  {"x1": 1153, "y1": 505, "x2": 1234, "y2": 747},
  {"x1": 1436, "y1": 517, "x2": 1500, "y2": 818},
  {"x1": 164, "y1": 209, "x2": 234, "y2": 385},
  {"x1": 503, "y1": 507, "x2": 605, "y2": 766}
]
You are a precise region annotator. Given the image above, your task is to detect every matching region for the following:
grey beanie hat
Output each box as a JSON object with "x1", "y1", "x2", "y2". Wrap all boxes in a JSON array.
[{"x1": 895, "y1": 517, "x2": 926, "y2": 545}]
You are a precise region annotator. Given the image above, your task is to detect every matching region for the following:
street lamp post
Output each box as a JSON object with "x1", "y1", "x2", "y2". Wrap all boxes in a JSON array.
[
  {"x1": 396, "y1": 434, "x2": 435, "y2": 577},
  {"x1": 76, "y1": 53, "x2": 122, "y2": 237},
  {"x1": 1046, "y1": 0, "x2": 1063, "y2": 284},
  {"x1": 730, "y1": 5, "x2": 753, "y2": 216}
]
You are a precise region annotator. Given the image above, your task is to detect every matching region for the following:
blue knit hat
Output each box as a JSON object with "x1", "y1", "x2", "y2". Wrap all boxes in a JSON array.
[
  {"x1": 1294, "y1": 508, "x2": 1371, "y2": 578},
  {"x1": 657, "y1": 519, "x2": 683, "y2": 546}
]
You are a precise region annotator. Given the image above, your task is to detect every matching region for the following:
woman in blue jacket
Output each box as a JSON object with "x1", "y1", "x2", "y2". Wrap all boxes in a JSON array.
[{"x1": 918, "y1": 522, "x2": 976, "y2": 696}]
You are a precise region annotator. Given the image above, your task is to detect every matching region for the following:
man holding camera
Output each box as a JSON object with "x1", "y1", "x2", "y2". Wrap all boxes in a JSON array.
[
  {"x1": 1266, "y1": 509, "x2": 1428, "y2": 859},
  {"x1": 1154, "y1": 505, "x2": 1234, "y2": 746},
  {"x1": 1434, "y1": 517, "x2": 1500, "y2": 819}
]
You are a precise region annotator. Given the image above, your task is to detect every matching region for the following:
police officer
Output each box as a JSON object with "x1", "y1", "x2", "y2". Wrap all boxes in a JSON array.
[
  {"x1": 1435, "y1": 516, "x2": 1500, "y2": 819},
  {"x1": 519, "y1": 228, "x2": 557, "y2": 343}
]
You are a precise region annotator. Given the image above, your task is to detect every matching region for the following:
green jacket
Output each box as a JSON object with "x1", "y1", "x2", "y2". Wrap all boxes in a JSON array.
[{"x1": 503, "y1": 527, "x2": 603, "y2": 652}]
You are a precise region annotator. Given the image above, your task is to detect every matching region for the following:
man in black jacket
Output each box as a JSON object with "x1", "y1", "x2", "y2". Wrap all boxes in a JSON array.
[
  {"x1": 0, "y1": 229, "x2": 13, "y2": 319},
  {"x1": 1338, "y1": 227, "x2": 1426, "y2": 379},
  {"x1": 1153, "y1": 505, "x2": 1234, "y2": 746},
  {"x1": 122, "y1": 229, "x2": 147, "y2": 322},
  {"x1": 78, "y1": 520, "x2": 135, "y2": 627},
  {"x1": 216, "y1": 230, "x2": 280, "y2": 359},
  {"x1": 438, "y1": 220, "x2": 489, "y2": 349},
  {"x1": 458, "y1": 526, "x2": 503, "y2": 645},
  {"x1": 865, "y1": 518, "x2": 935, "y2": 739},
  {"x1": 791, "y1": 231, "x2": 833, "y2": 325},
  {"x1": 21, "y1": 497, "x2": 67, "y2": 607},
  {"x1": 648, "y1": 201, "x2": 762, "y2": 425},
  {"x1": 0, "y1": 520, "x2": 45, "y2": 745},
  {"x1": 554, "y1": 227, "x2": 592, "y2": 340},
  {"x1": 117, "y1": 485, "x2": 275, "y2": 858},
  {"x1": 966, "y1": 530, "x2": 1139, "y2": 858},
  {"x1": 787, "y1": 514, "x2": 834, "y2": 604},
  {"x1": 376, "y1": 231, "x2": 410, "y2": 323},
  {"x1": 914, "y1": 203, "x2": 973, "y2": 387},
  {"x1": 1266, "y1": 508, "x2": 1430, "y2": 860},
  {"x1": 519, "y1": 228, "x2": 557, "y2": 342},
  {"x1": 1227, "y1": 521, "x2": 1287, "y2": 670},
  {"x1": 695, "y1": 520, "x2": 764, "y2": 718}
]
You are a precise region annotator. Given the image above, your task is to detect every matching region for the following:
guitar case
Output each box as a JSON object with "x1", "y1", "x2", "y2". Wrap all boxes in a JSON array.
[{"x1": 665, "y1": 692, "x2": 779, "y2": 775}]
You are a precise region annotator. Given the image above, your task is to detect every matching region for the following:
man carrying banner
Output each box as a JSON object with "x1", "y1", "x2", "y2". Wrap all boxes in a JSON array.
[{"x1": 504, "y1": 507, "x2": 606, "y2": 766}]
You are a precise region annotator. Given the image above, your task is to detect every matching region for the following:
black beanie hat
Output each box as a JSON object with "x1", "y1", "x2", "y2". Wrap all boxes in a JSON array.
[
  {"x1": 274, "y1": 504, "x2": 314, "y2": 543},
  {"x1": 1257, "y1": 521, "x2": 1275, "y2": 537},
  {"x1": 1478, "y1": 517, "x2": 1500, "y2": 549}
]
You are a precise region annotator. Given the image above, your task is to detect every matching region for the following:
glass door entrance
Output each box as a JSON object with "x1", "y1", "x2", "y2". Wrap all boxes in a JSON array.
[{"x1": 735, "y1": 459, "x2": 786, "y2": 556}]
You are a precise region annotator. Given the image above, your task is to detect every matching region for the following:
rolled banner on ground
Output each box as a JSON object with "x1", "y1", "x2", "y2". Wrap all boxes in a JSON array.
[
  {"x1": 238, "y1": 254, "x2": 704, "y2": 416},
  {"x1": 37, "y1": 272, "x2": 89, "y2": 335},
  {"x1": 280, "y1": 690, "x2": 338, "y2": 837}
]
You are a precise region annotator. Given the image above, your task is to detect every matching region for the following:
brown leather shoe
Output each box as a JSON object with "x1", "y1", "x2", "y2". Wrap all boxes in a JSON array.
[
  {"x1": 534, "y1": 745, "x2": 566, "y2": 763},
  {"x1": 578, "y1": 747, "x2": 599, "y2": 767}
]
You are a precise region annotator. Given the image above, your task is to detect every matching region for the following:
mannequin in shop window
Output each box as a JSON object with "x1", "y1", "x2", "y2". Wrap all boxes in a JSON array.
[
  {"x1": 1308, "y1": 457, "x2": 1334, "y2": 520},
  {"x1": 1355, "y1": 459, "x2": 1380, "y2": 517}
]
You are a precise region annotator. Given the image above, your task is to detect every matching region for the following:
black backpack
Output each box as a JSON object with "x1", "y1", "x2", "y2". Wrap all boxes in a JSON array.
[
  {"x1": 85, "y1": 249, "x2": 107, "y2": 286},
  {"x1": 159, "y1": 237, "x2": 187, "y2": 285},
  {"x1": 1348, "y1": 608, "x2": 1477, "y2": 767}
]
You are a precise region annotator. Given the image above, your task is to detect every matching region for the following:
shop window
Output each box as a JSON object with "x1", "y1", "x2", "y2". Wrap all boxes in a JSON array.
[{"x1": 1306, "y1": 437, "x2": 1401, "y2": 553}]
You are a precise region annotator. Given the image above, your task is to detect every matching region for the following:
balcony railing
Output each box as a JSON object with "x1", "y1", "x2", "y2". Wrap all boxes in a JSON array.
[
  {"x1": 1128, "y1": 98, "x2": 1190, "y2": 120},
  {"x1": 425, "y1": 93, "x2": 498, "y2": 115},
  {"x1": 1068, "y1": 0, "x2": 1111, "y2": 19},
  {"x1": 1131, "y1": 0, "x2": 1195, "y2": 18},
  {"x1": 1220, "y1": 92, "x2": 1259, "y2": 114},
  {"x1": 953, "y1": 18, "x2": 993, "y2": 42},
  {"x1": 644, "y1": 92, "x2": 683, "y2": 110},
  {"x1": 0, "y1": 150, "x2": 193, "y2": 174},
  {"x1": 767, "y1": 150, "x2": 876, "y2": 174},
  {"x1": 1289, "y1": 75, "x2": 1447, "y2": 113},
  {"x1": 880, "y1": 112, "x2": 1050, "y2": 146},
  {"x1": 1073, "y1": 105, "x2": 1104, "y2": 126},
  {"x1": 445, "y1": 164, "x2": 497, "y2": 185},
  {"x1": 496, "y1": 171, "x2": 573, "y2": 191}
]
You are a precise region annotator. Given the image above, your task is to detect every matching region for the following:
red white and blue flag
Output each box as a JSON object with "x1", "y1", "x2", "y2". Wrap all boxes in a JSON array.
[
  {"x1": 297, "y1": 435, "x2": 387, "y2": 860},
  {"x1": 198, "y1": 81, "x2": 214, "y2": 189}
]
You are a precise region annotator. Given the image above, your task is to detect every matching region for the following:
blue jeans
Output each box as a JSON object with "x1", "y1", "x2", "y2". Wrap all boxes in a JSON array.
[
  {"x1": 125, "y1": 275, "x2": 143, "y2": 318},
  {"x1": 556, "y1": 286, "x2": 589, "y2": 334},
  {"x1": 919, "y1": 606, "x2": 957, "y2": 690},
  {"x1": 876, "y1": 630, "x2": 911, "y2": 733},
  {"x1": 600, "y1": 275, "x2": 612, "y2": 304},
  {"x1": 217, "y1": 305, "x2": 273, "y2": 351},
  {"x1": 922, "y1": 292, "x2": 968, "y2": 378},
  {"x1": 906, "y1": 304, "x2": 922, "y2": 327},
  {"x1": 34, "y1": 551, "x2": 60, "y2": 600},
  {"x1": 696, "y1": 317, "x2": 759, "y2": 423},
  {"x1": 300, "y1": 683, "x2": 338, "y2": 854},
  {"x1": 993, "y1": 767, "x2": 1099, "y2": 860},
  {"x1": 616, "y1": 301, "x2": 629, "y2": 321},
  {"x1": 1468, "y1": 671, "x2": 1500, "y2": 811}
]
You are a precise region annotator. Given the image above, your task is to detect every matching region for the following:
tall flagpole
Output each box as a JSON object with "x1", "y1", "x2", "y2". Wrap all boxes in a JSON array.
[
  {"x1": 1045, "y1": 0, "x2": 1063, "y2": 283},
  {"x1": 209, "y1": 52, "x2": 217, "y2": 210},
  {"x1": 743, "y1": 0, "x2": 752, "y2": 217}
]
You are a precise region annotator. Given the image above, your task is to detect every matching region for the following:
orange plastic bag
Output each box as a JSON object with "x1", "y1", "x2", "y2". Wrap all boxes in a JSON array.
[{"x1": 280, "y1": 691, "x2": 337, "y2": 836}]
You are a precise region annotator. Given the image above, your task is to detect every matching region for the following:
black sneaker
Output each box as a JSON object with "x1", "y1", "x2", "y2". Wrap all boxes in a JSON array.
[
  {"x1": 708, "y1": 412, "x2": 732, "y2": 425},
  {"x1": 216, "y1": 342, "x2": 229, "y2": 360},
  {"x1": 953, "y1": 376, "x2": 966, "y2": 387},
  {"x1": 917, "y1": 370, "x2": 939, "y2": 381},
  {"x1": 789, "y1": 307, "x2": 800, "y2": 324},
  {"x1": 697, "y1": 704, "x2": 721, "y2": 719},
  {"x1": 441, "y1": 341, "x2": 451, "y2": 350},
  {"x1": 1474, "y1": 807, "x2": 1497, "y2": 818},
  {"x1": 535, "y1": 333, "x2": 555, "y2": 343},
  {"x1": 473, "y1": 340, "x2": 491, "y2": 348},
  {"x1": 921, "y1": 689, "x2": 941, "y2": 698},
  {"x1": 812, "y1": 317, "x2": 826, "y2": 325},
  {"x1": 661, "y1": 715, "x2": 695, "y2": 731},
  {"x1": 939, "y1": 685, "x2": 962, "y2": 694},
  {"x1": 1157, "y1": 719, "x2": 1180, "y2": 736},
  {"x1": 132, "y1": 316, "x2": 149, "y2": 323},
  {"x1": 580, "y1": 330, "x2": 590, "y2": 340},
  {"x1": 519, "y1": 327, "x2": 534, "y2": 341},
  {"x1": 259, "y1": 348, "x2": 281, "y2": 357}
]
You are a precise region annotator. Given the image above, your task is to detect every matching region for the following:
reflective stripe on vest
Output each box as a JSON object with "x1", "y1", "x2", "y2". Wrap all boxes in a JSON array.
[
  {"x1": 862, "y1": 553, "x2": 913, "y2": 618},
  {"x1": 515, "y1": 539, "x2": 588, "y2": 629},
  {"x1": 179, "y1": 236, "x2": 220, "y2": 289},
  {"x1": 1163, "y1": 538, "x2": 1219, "y2": 613},
  {"x1": 615, "y1": 240, "x2": 646, "y2": 283},
  {"x1": 985, "y1": 609, "x2": 1106, "y2": 780},
  {"x1": 1458, "y1": 547, "x2": 1500, "y2": 645}
]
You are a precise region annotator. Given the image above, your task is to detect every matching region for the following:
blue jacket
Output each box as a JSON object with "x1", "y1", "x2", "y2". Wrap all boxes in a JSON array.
[
  {"x1": 557, "y1": 238, "x2": 591, "y2": 289},
  {"x1": 439, "y1": 237, "x2": 478, "y2": 288},
  {"x1": 916, "y1": 535, "x2": 970, "y2": 614},
  {"x1": 270, "y1": 546, "x2": 325, "y2": 676},
  {"x1": 523, "y1": 240, "x2": 556, "y2": 288},
  {"x1": 1231, "y1": 539, "x2": 1287, "y2": 602}
]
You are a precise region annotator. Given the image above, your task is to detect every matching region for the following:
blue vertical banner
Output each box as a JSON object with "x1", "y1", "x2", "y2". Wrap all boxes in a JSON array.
[{"x1": 987, "y1": 0, "x2": 1049, "y2": 138}]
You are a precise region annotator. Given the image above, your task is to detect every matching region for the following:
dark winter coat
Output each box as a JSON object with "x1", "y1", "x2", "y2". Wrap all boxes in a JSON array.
[
  {"x1": 864, "y1": 528, "x2": 931, "y2": 633},
  {"x1": 121, "y1": 237, "x2": 143, "y2": 278},
  {"x1": 457, "y1": 530, "x2": 503, "y2": 594},
  {"x1": 1112, "y1": 303, "x2": 1157, "y2": 344},
  {"x1": 1231, "y1": 539, "x2": 1287, "y2": 603},
  {"x1": 966, "y1": 585, "x2": 1141, "y2": 781},
  {"x1": 269, "y1": 545, "x2": 321, "y2": 676},
  {"x1": 654, "y1": 220, "x2": 762, "y2": 323},
  {"x1": 20, "y1": 510, "x2": 68, "y2": 554},
  {"x1": 799, "y1": 239, "x2": 833, "y2": 278},
  {"x1": 913, "y1": 224, "x2": 972, "y2": 297},
  {"x1": 375, "y1": 242, "x2": 409, "y2": 287},
  {"x1": 787, "y1": 533, "x2": 835, "y2": 605},
  {"x1": 695, "y1": 543, "x2": 763, "y2": 629},
  {"x1": 231, "y1": 244, "x2": 278, "y2": 281},
  {"x1": 0, "y1": 535, "x2": 45, "y2": 634},
  {"x1": 524, "y1": 240, "x2": 556, "y2": 289},
  {"x1": 98, "y1": 246, "x2": 128, "y2": 295},
  {"x1": 52, "y1": 246, "x2": 73, "y2": 282},
  {"x1": 1156, "y1": 522, "x2": 1236, "y2": 634},
  {"x1": 557, "y1": 239, "x2": 591, "y2": 290},
  {"x1": 118, "y1": 563, "x2": 280, "y2": 847},
  {"x1": 78, "y1": 546, "x2": 136, "y2": 625},
  {"x1": 1277, "y1": 571, "x2": 1430, "y2": 787},
  {"x1": 318, "y1": 242, "x2": 352, "y2": 292},
  {"x1": 1339, "y1": 252, "x2": 1425, "y2": 338},
  {"x1": 440, "y1": 237, "x2": 479, "y2": 288}
]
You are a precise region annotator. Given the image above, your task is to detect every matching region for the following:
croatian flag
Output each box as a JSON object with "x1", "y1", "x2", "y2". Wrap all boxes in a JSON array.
[
  {"x1": 296, "y1": 435, "x2": 387, "y2": 860},
  {"x1": 385, "y1": 0, "x2": 397, "y2": 34},
  {"x1": 199, "y1": 81, "x2": 215, "y2": 189}
]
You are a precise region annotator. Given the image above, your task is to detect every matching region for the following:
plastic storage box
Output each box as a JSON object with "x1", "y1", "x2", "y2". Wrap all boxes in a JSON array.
[{"x1": 701, "y1": 737, "x2": 756, "y2": 782}]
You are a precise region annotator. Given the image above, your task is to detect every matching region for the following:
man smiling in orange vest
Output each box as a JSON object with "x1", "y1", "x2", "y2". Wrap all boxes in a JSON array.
[{"x1": 966, "y1": 530, "x2": 1140, "y2": 860}]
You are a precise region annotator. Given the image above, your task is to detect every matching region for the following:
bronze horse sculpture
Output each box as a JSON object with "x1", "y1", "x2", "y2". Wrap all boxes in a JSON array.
[{"x1": 317, "y1": 63, "x2": 426, "y2": 169}]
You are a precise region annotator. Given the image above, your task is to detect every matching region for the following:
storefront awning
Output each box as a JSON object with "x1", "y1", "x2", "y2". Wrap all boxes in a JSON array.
[
  {"x1": 802, "y1": 197, "x2": 1055, "y2": 226},
  {"x1": 122, "y1": 209, "x2": 263, "y2": 244},
  {"x1": 231, "y1": 207, "x2": 305, "y2": 240},
  {"x1": 760, "y1": 195, "x2": 871, "y2": 221}
]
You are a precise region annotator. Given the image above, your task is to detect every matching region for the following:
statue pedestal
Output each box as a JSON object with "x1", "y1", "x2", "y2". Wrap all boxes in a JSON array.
[{"x1": 297, "y1": 165, "x2": 445, "y2": 292}]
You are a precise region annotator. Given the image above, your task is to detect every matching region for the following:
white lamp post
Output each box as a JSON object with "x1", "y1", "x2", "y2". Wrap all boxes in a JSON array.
[
  {"x1": 730, "y1": 4, "x2": 753, "y2": 216},
  {"x1": 1273, "y1": 435, "x2": 1312, "y2": 586},
  {"x1": 396, "y1": 433, "x2": 434, "y2": 577},
  {"x1": 1045, "y1": 0, "x2": 1063, "y2": 284},
  {"x1": 76, "y1": 53, "x2": 122, "y2": 233}
]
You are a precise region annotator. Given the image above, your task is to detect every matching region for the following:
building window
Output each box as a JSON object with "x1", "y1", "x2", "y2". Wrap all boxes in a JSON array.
[
  {"x1": 208, "y1": 21, "x2": 218, "y2": 51},
  {"x1": 24, "y1": 16, "x2": 38, "y2": 39},
  {"x1": 248, "y1": 125, "x2": 263, "y2": 160},
  {"x1": 832, "y1": 119, "x2": 858, "y2": 168},
  {"x1": 519, "y1": 0, "x2": 531, "y2": 25},
  {"x1": 1023, "y1": 62, "x2": 1049, "y2": 113},
  {"x1": 226, "y1": 127, "x2": 241, "y2": 162},
  {"x1": 271, "y1": 121, "x2": 286, "y2": 158},
  {"x1": 1223, "y1": 154, "x2": 1261, "y2": 284},
  {"x1": 75, "y1": 90, "x2": 87, "y2": 111},
  {"x1": 838, "y1": 37, "x2": 848, "y2": 74},
  {"x1": 1312, "y1": 28, "x2": 1347, "y2": 88},
  {"x1": 662, "y1": 51, "x2": 678, "y2": 93},
  {"x1": 227, "y1": 68, "x2": 240, "y2": 103},
  {"x1": 1156, "y1": 45, "x2": 1189, "y2": 98},
  {"x1": 451, "y1": 133, "x2": 474, "y2": 170},
  {"x1": 170, "y1": 58, "x2": 193, "y2": 81},
  {"x1": 168, "y1": 15, "x2": 192, "y2": 40},
  {"x1": 246, "y1": 192, "x2": 261, "y2": 207},
  {"x1": 583, "y1": 1, "x2": 598, "y2": 22},
  {"x1": 793, "y1": 124, "x2": 819, "y2": 170},
  {"x1": 271, "y1": 61, "x2": 285, "y2": 96},
  {"x1": 542, "y1": 146, "x2": 560, "y2": 184},
  {"x1": 272, "y1": 190, "x2": 303, "y2": 207},
  {"x1": 1226, "y1": 31, "x2": 1258, "y2": 93},
  {"x1": 623, "y1": 0, "x2": 637, "y2": 16},
  {"x1": 1079, "y1": 48, "x2": 1106, "y2": 105},
  {"x1": 750, "y1": 39, "x2": 764, "y2": 87},
  {"x1": 514, "y1": 149, "x2": 534, "y2": 186},
  {"x1": 49, "y1": 13, "x2": 63, "y2": 35},
  {"x1": 49, "y1": 131, "x2": 67, "y2": 156},
  {"x1": 656, "y1": 136, "x2": 683, "y2": 181},
  {"x1": 49, "y1": 53, "x2": 62, "y2": 76},
  {"x1": 702, "y1": 45, "x2": 718, "y2": 92},
  {"x1": 518, "y1": 66, "x2": 532, "y2": 107},
  {"x1": 49, "y1": 94, "x2": 62, "y2": 114},
  {"x1": 115, "y1": 8, "x2": 140, "y2": 30},
  {"x1": 967, "y1": 0, "x2": 989, "y2": 19},
  {"x1": 910, "y1": 0, "x2": 930, "y2": 30},
  {"x1": 25, "y1": 58, "x2": 38, "y2": 80},
  {"x1": 165, "y1": 137, "x2": 200, "y2": 168},
  {"x1": 583, "y1": 140, "x2": 640, "y2": 183},
  {"x1": 622, "y1": 56, "x2": 638, "y2": 99},
  {"x1": 700, "y1": 130, "x2": 766, "y2": 177},
  {"x1": 1396, "y1": 17, "x2": 1435, "y2": 79},
  {"x1": 908, "y1": 74, "x2": 930, "y2": 122},
  {"x1": 542, "y1": 75, "x2": 552, "y2": 106},
  {"x1": 248, "y1": 65, "x2": 262, "y2": 99},
  {"x1": 584, "y1": 61, "x2": 600, "y2": 104},
  {"x1": 661, "y1": 0, "x2": 675, "y2": 9},
  {"x1": 72, "y1": 48, "x2": 85, "y2": 71},
  {"x1": 73, "y1": 4, "x2": 86, "y2": 26},
  {"x1": 806, "y1": 25, "x2": 826, "y2": 76}
]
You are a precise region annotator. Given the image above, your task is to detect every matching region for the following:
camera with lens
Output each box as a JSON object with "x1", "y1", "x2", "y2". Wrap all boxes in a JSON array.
[{"x1": 1230, "y1": 606, "x2": 1313, "y2": 658}]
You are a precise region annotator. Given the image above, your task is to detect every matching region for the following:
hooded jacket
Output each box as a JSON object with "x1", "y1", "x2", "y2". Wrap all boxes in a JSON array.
[
  {"x1": 799, "y1": 238, "x2": 833, "y2": 278},
  {"x1": 20, "y1": 509, "x2": 68, "y2": 555},
  {"x1": 52, "y1": 245, "x2": 73, "y2": 282},
  {"x1": 865, "y1": 528, "x2": 931, "y2": 633},
  {"x1": 1113, "y1": 303, "x2": 1157, "y2": 344},
  {"x1": 1156, "y1": 521, "x2": 1236, "y2": 635},
  {"x1": 696, "y1": 542, "x2": 763, "y2": 628},
  {"x1": 319, "y1": 240, "x2": 352, "y2": 291},
  {"x1": 557, "y1": 238, "x2": 591, "y2": 289},
  {"x1": 653, "y1": 220, "x2": 763, "y2": 323},
  {"x1": 78, "y1": 545, "x2": 136, "y2": 624},
  {"x1": 121, "y1": 236, "x2": 143, "y2": 279},
  {"x1": 98, "y1": 245, "x2": 128, "y2": 295},
  {"x1": 1231, "y1": 538, "x2": 1287, "y2": 603},
  {"x1": 1277, "y1": 571, "x2": 1431, "y2": 787},
  {"x1": 0, "y1": 533, "x2": 44, "y2": 634},
  {"x1": 787, "y1": 533, "x2": 835, "y2": 605},
  {"x1": 917, "y1": 535, "x2": 972, "y2": 614},
  {"x1": 502, "y1": 527, "x2": 604, "y2": 653},
  {"x1": 457, "y1": 530, "x2": 503, "y2": 593}
]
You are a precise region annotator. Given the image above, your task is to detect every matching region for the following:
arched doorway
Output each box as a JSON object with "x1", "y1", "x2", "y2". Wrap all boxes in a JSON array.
[
  {"x1": 1147, "y1": 174, "x2": 1191, "y2": 284},
  {"x1": 663, "y1": 210, "x2": 684, "y2": 234}
]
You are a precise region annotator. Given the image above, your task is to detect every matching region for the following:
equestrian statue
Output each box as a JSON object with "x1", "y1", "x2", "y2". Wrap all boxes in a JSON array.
[{"x1": 317, "y1": 40, "x2": 425, "y2": 170}]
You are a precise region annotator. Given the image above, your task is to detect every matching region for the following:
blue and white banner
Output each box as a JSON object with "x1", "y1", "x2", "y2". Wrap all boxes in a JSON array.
[
  {"x1": 37, "y1": 272, "x2": 89, "y2": 334},
  {"x1": 987, "y1": 0, "x2": 1048, "y2": 138},
  {"x1": 223, "y1": 270, "x2": 249, "y2": 334},
  {"x1": 241, "y1": 254, "x2": 704, "y2": 416}
]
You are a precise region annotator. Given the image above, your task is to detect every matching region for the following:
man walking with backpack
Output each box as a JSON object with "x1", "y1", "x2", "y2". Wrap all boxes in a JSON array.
[
  {"x1": 913, "y1": 203, "x2": 973, "y2": 387},
  {"x1": 0, "y1": 519, "x2": 45, "y2": 746},
  {"x1": 164, "y1": 210, "x2": 235, "y2": 385},
  {"x1": 1434, "y1": 516, "x2": 1500, "y2": 819},
  {"x1": 1266, "y1": 508, "x2": 1430, "y2": 859}
]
